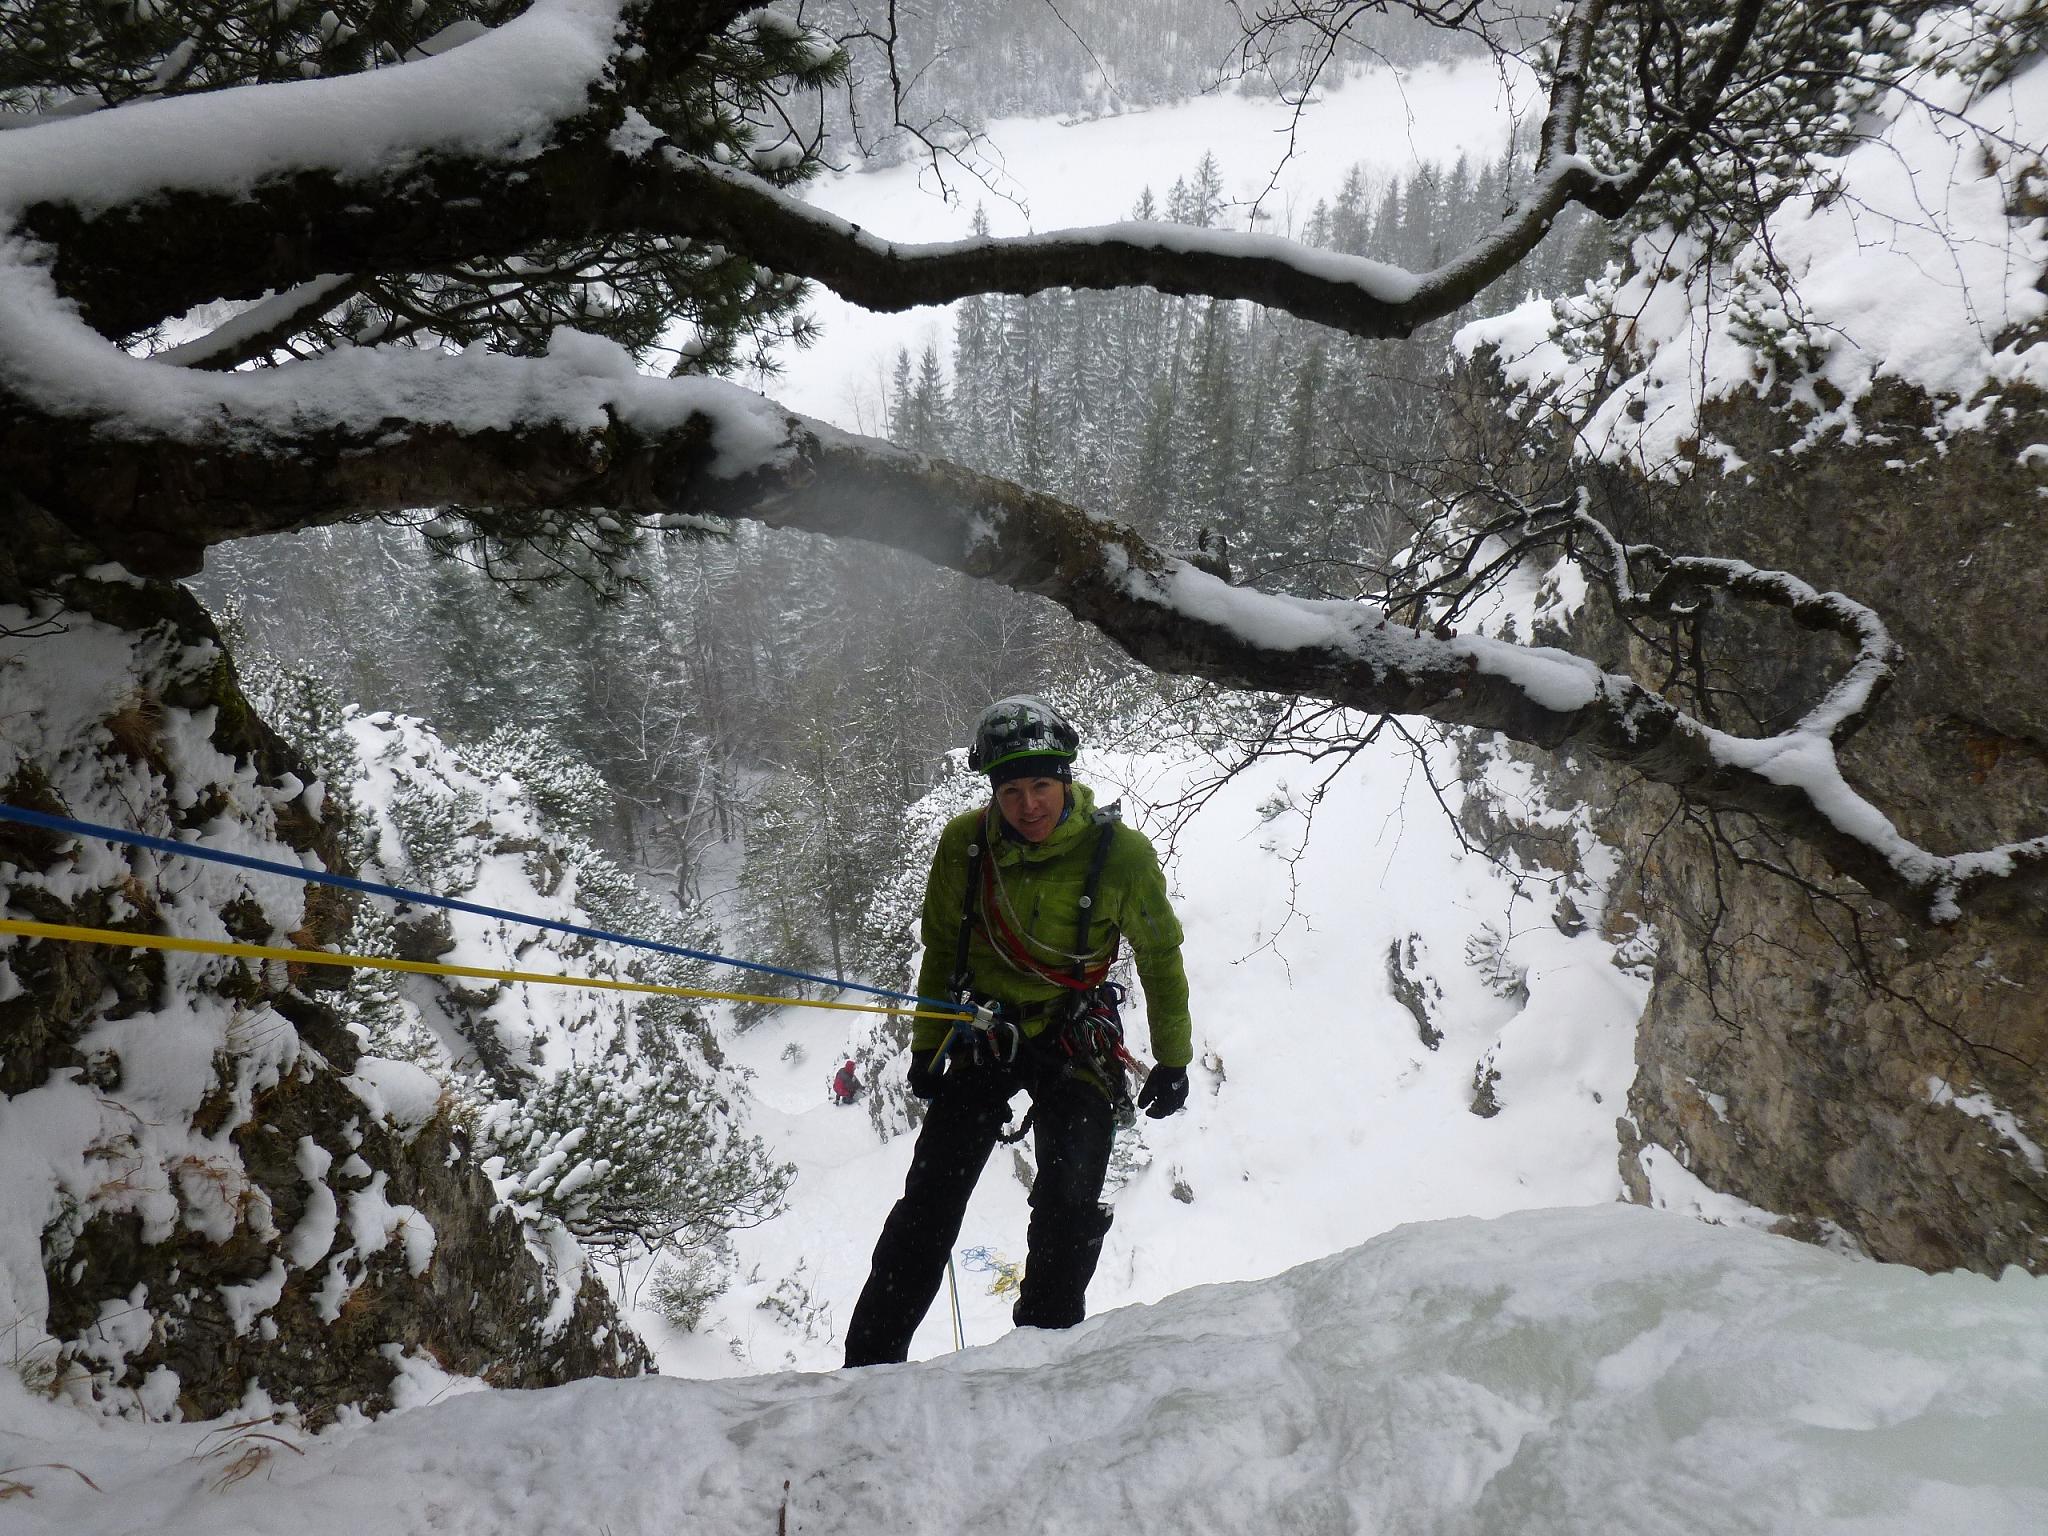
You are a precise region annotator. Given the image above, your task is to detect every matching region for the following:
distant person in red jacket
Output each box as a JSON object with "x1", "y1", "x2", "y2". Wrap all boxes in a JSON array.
[{"x1": 832, "y1": 1059, "x2": 861, "y2": 1105}]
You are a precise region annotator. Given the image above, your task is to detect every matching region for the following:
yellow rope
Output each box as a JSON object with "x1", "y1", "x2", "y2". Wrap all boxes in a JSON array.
[{"x1": 0, "y1": 917, "x2": 974, "y2": 1024}]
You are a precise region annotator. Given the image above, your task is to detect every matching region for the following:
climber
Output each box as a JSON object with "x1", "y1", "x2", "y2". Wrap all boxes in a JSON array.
[
  {"x1": 832, "y1": 1058, "x2": 861, "y2": 1105},
  {"x1": 843, "y1": 696, "x2": 1193, "y2": 1367}
]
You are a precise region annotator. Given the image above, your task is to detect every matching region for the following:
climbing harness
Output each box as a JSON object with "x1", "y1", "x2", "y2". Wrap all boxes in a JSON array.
[
  {"x1": 939, "y1": 801, "x2": 1144, "y2": 1122},
  {"x1": 961, "y1": 802, "x2": 1120, "y2": 989},
  {"x1": 0, "y1": 802, "x2": 973, "y2": 1024}
]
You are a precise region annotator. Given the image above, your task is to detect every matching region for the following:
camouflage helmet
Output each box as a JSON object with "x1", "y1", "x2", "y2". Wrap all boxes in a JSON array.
[{"x1": 968, "y1": 695, "x2": 1080, "y2": 775}]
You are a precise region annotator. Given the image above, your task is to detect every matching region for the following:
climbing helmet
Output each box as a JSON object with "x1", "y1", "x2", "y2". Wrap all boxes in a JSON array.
[{"x1": 968, "y1": 695, "x2": 1080, "y2": 775}]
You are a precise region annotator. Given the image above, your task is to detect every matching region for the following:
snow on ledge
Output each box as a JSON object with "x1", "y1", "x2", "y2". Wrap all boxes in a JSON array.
[
  {"x1": 1456, "y1": 41, "x2": 2048, "y2": 474},
  {"x1": 1928, "y1": 1077, "x2": 2047, "y2": 1176},
  {"x1": 7, "y1": 1207, "x2": 2045, "y2": 1533}
]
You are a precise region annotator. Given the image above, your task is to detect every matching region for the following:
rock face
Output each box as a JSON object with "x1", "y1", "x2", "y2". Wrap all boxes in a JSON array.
[
  {"x1": 1515, "y1": 382, "x2": 2048, "y2": 1274},
  {"x1": 1, "y1": 558, "x2": 650, "y2": 1423}
]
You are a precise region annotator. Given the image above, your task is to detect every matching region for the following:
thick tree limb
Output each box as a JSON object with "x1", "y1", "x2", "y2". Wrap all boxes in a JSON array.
[
  {"x1": 4, "y1": 0, "x2": 2032, "y2": 923},
  {"x1": 12, "y1": 0, "x2": 1765, "y2": 347},
  {"x1": 29, "y1": 126, "x2": 1575, "y2": 345},
  {"x1": 726, "y1": 433, "x2": 2048, "y2": 928},
  {"x1": 6, "y1": 337, "x2": 2041, "y2": 926}
]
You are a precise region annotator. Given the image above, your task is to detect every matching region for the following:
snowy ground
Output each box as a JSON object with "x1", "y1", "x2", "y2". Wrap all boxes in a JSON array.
[{"x1": 11, "y1": 1205, "x2": 2046, "y2": 1535}]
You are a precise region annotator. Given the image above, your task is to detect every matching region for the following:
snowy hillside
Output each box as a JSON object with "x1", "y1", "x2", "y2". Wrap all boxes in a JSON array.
[
  {"x1": 1457, "y1": 22, "x2": 2048, "y2": 473},
  {"x1": 10, "y1": 1205, "x2": 2045, "y2": 1535},
  {"x1": 302, "y1": 705, "x2": 791, "y2": 1332},
  {"x1": 658, "y1": 725, "x2": 1656, "y2": 1375},
  {"x1": 766, "y1": 53, "x2": 1534, "y2": 427}
]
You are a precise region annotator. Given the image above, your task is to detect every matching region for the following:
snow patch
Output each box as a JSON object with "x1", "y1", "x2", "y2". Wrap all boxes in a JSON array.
[
  {"x1": 285, "y1": 1137, "x2": 339, "y2": 1270},
  {"x1": 345, "y1": 1057, "x2": 445, "y2": 1141},
  {"x1": 219, "y1": 1260, "x2": 288, "y2": 1338},
  {"x1": 1928, "y1": 1077, "x2": 2047, "y2": 1176}
]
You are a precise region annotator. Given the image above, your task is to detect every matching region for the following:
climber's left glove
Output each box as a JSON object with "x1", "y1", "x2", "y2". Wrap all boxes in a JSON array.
[{"x1": 1136, "y1": 1063, "x2": 1189, "y2": 1119}]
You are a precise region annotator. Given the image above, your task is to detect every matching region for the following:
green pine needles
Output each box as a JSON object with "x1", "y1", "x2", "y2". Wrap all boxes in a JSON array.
[{"x1": 483, "y1": 1055, "x2": 793, "y2": 1259}]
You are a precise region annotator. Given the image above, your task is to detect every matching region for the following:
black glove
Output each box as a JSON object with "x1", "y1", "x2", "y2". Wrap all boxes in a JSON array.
[
  {"x1": 1137, "y1": 1064, "x2": 1188, "y2": 1119},
  {"x1": 906, "y1": 1046, "x2": 949, "y2": 1101}
]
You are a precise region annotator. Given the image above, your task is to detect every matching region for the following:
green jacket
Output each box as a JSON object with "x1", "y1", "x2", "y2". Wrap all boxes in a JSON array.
[{"x1": 912, "y1": 782, "x2": 1192, "y2": 1068}]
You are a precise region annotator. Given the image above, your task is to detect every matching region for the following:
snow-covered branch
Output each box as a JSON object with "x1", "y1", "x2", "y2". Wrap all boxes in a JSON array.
[
  {"x1": 6, "y1": 287, "x2": 2040, "y2": 925},
  {"x1": 1566, "y1": 0, "x2": 1772, "y2": 218},
  {"x1": 734, "y1": 434, "x2": 2048, "y2": 927},
  {"x1": 1534, "y1": 493, "x2": 1899, "y2": 743},
  {"x1": 154, "y1": 275, "x2": 362, "y2": 369},
  {"x1": 5, "y1": 82, "x2": 1602, "y2": 354},
  {"x1": 4, "y1": 0, "x2": 1775, "y2": 348},
  {"x1": 4, "y1": 0, "x2": 2035, "y2": 926}
]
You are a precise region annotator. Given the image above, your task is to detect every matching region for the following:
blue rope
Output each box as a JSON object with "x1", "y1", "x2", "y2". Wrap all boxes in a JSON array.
[{"x1": 0, "y1": 802, "x2": 950, "y2": 1011}]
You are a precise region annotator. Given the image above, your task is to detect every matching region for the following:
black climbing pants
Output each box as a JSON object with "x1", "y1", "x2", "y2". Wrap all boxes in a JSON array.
[{"x1": 843, "y1": 1042, "x2": 1116, "y2": 1367}]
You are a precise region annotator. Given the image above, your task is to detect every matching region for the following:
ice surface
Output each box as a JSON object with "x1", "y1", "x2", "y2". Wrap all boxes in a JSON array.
[{"x1": 5, "y1": 1206, "x2": 2044, "y2": 1535}]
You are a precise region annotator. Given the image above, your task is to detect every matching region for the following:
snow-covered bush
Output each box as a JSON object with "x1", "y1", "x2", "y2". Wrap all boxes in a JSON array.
[
  {"x1": 484, "y1": 1057, "x2": 792, "y2": 1260},
  {"x1": 471, "y1": 725, "x2": 614, "y2": 840},
  {"x1": 1461, "y1": 5, "x2": 2048, "y2": 476},
  {"x1": 318, "y1": 709, "x2": 791, "y2": 1322},
  {"x1": 217, "y1": 618, "x2": 375, "y2": 868},
  {"x1": 386, "y1": 776, "x2": 487, "y2": 895},
  {"x1": 1464, "y1": 923, "x2": 1530, "y2": 1006},
  {"x1": 342, "y1": 905, "x2": 440, "y2": 1065},
  {"x1": 755, "y1": 1257, "x2": 831, "y2": 1343},
  {"x1": 555, "y1": 835, "x2": 721, "y2": 1061},
  {"x1": 648, "y1": 1249, "x2": 729, "y2": 1332}
]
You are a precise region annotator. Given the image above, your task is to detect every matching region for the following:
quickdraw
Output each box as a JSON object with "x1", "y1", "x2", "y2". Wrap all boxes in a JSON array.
[
  {"x1": 928, "y1": 1000, "x2": 1021, "y2": 1075},
  {"x1": 1053, "y1": 994, "x2": 1140, "y2": 1126}
]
